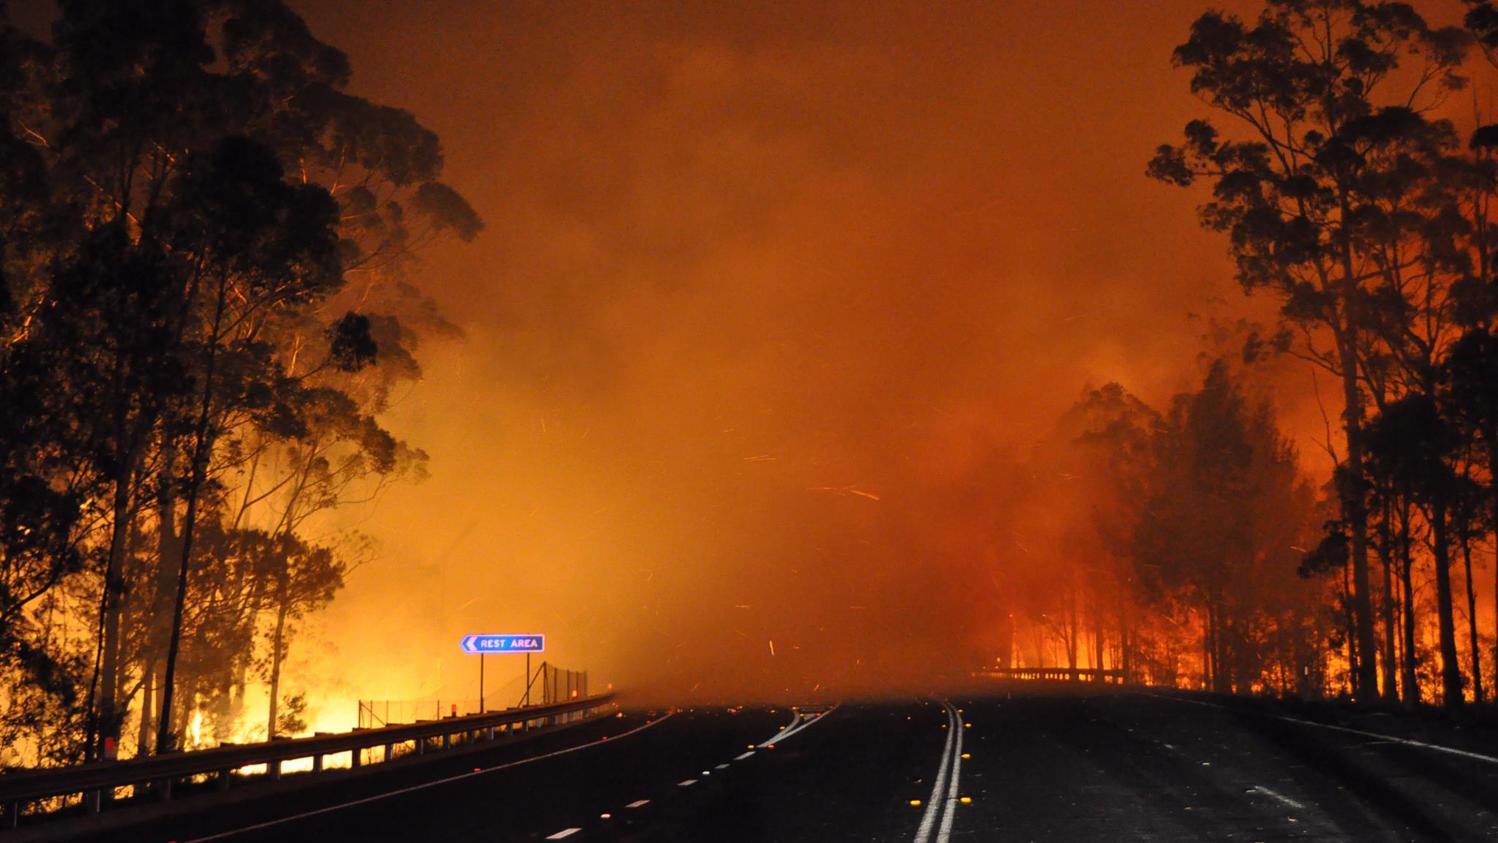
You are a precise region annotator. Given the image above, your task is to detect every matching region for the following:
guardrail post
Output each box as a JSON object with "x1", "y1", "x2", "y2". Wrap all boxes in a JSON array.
[{"x1": 0, "y1": 693, "x2": 611, "y2": 822}]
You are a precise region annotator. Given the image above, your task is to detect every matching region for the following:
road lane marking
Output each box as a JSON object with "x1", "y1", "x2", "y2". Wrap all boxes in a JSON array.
[
  {"x1": 625, "y1": 799, "x2": 650, "y2": 809},
  {"x1": 715, "y1": 763, "x2": 729, "y2": 770},
  {"x1": 757, "y1": 704, "x2": 838, "y2": 748},
  {"x1": 936, "y1": 702, "x2": 965, "y2": 843},
  {"x1": 180, "y1": 711, "x2": 677, "y2": 842},
  {"x1": 914, "y1": 702, "x2": 958, "y2": 843},
  {"x1": 1148, "y1": 692, "x2": 1498, "y2": 766},
  {"x1": 678, "y1": 778, "x2": 698, "y2": 787},
  {"x1": 545, "y1": 829, "x2": 581, "y2": 840},
  {"x1": 758, "y1": 711, "x2": 804, "y2": 747},
  {"x1": 1251, "y1": 785, "x2": 1306, "y2": 811},
  {"x1": 735, "y1": 750, "x2": 755, "y2": 760}
]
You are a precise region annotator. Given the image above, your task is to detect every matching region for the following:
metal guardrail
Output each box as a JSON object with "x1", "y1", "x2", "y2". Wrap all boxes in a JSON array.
[
  {"x1": 0, "y1": 693, "x2": 615, "y2": 830},
  {"x1": 974, "y1": 667, "x2": 1126, "y2": 682}
]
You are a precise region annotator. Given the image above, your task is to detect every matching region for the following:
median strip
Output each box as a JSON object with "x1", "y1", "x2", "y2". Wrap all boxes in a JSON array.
[{"x1": 914, "y1": 701, "x2": 965, "y2": 843}]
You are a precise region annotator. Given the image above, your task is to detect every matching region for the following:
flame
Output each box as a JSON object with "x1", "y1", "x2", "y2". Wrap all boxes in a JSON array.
[{"x1": 189, "y1": 709, "x2": 203, "y2": 748}]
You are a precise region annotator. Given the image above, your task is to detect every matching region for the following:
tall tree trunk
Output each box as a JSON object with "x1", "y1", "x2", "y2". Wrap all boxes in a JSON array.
[
  {"x1": 1491, "y1": 446, "x2": 1498, "y2": 705},
  {"x1": 1206, "y1": 602, "x2": 1222, "y2": 692},
  {"x1": 1399, "y1": 507, "x2": 1419, "y2": 706},
  {"x1": 93, "y1": 451, "x2": 140, "y2": 760},
  {"x1": 1065, "y1": 587, "x2": 1079, "y2": 678},
  {"x1": 267, "y1": 575, "x2": 290, "y2": 739},
  {"x1": 1379, "y1": 502, "x2": 1399, "y2": 703},
  {"x1": 136, "y1": 660, "x2": 154, "y2": 757},
  {"x1": 1428, "y1": 499, "x2": 1464, "y2": 708},
  {"x1": 131, "y1": 449, "x2": 180, "y2": 759},
  {"x1": 996, "y1": 610, "x2": 1013, "y2": 669},
  {"x1": 1093, "y1": 614, "x2": 1106, "y2": 676},
  {"x1": 157, "y1": 280, "x2": 228, "y2": 753},
  {"x1": 1460, "y1": 530, "x2": 1484, "y2": 705},
  {"x1": 1342, "y1": 555, "x2": 1357, "y2": 697},
  {"x1": 1334, "y1": 225, "x2": 1379, "y2": 701}
]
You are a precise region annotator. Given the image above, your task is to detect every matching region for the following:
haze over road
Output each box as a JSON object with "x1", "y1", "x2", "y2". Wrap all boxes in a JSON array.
[{"x1": 52, "y1": 684, "x2": 1498, "y2": 842}]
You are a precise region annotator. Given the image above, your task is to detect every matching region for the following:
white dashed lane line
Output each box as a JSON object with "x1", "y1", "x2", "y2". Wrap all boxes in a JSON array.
[
  {"x1": 180, "y1": 711, "x2": 675, "y2": 843},
  {"x1": 546, "y1": 706, "x2": 842, "y2": 841},
  {"x1": 1251, "y1": 785, "x2": 1307, "y2": 811}
]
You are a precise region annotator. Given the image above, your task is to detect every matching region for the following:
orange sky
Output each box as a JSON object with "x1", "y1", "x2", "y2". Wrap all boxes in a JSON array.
[{"x1": 276, "y1": 0, "x2": 1482, "y2": 710}]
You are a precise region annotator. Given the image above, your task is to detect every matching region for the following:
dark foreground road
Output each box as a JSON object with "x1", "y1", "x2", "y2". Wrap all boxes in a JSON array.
[{"x1": 38, "y1": 685, "x2": 1498, "y2": 842}]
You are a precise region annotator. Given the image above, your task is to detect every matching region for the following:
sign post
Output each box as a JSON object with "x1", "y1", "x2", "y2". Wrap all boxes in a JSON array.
[{"x1": 459, "y1": 634, "x2": 545, "y2": 712}]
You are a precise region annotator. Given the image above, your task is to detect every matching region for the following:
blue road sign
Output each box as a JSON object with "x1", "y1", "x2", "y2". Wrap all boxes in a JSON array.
[{"x1": 460, "y1": 634, "x2": 545, "y2": 654}]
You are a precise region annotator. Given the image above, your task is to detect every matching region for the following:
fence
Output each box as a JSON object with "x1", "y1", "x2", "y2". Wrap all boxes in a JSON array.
[
  {"x1": 0, "y1": 692, "x2": 614, "y2": 831},
  {"x1": 529, "y1": 662, "x2": 588, "y2": 706},
  {"x1": 358, "y1": 699, "x2": 488, "y2": 729},
  {"x1": 358, "y1": 663, "x2": 590, "y2": 730}
]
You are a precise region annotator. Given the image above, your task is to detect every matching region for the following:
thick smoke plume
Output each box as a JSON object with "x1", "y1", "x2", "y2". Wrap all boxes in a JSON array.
[{"x1": 292, "y1": 0, "x2": 1344, "y2": 711}]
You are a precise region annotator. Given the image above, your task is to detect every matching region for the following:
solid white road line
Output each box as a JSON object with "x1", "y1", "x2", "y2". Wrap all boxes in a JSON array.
[
  {"x1": 758, "y1": 711, "x2": 804, "y2": 748},
  {"x1": 936, "y1": 703, "x2": 965, "y2": 843},
  {"x1": 1252, "y1": 785, "x2": 1306, "y2": 811},
  {"x1": 545, "y1": 829, "x2": 581, "y2": 840},
  {"x1": 735, "y1": 750, "x2": 756, "y2": 761},
  {"x1": 181, "y1": 711, "x2": 678, "y2": 842},
  {"x1": 625, "y1": 799, "x2": 650, "y2": 809},
  {"x1": 914, "y1": 703, "x2": 957, "y2": 843},
  {"x1": 1150, "y1": 692, "x2": 1498, "y2": 766},
  {"x1": 757, "y1": 705, "x2": 838, "y2": 748}
]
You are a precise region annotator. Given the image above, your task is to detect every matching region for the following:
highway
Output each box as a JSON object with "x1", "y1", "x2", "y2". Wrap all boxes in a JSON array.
[{"x1": 45, "y1": 684, "x2": 1498, "y2": 842}]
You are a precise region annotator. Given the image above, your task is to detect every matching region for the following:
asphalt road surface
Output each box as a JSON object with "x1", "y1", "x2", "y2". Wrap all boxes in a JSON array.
[{"x1": 42, "y1": 684, "x2": 1498, "y2": 842}]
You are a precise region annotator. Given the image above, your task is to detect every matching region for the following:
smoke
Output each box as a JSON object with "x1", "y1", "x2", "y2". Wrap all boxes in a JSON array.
[{"x1": 289, "y1": 0, "x2": 1339, "y2": 709}]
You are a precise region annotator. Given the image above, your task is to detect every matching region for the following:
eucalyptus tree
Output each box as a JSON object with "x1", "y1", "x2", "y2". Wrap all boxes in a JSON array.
[
  {"x1": 1, "y1": 0, "x2": 479, "y2": 762},
  {"x1": 1149, "y1": 0, "x2": 1471, "y2": 699},
  {"x1": 1363, "y1": 394, "x2": 1465, "y2": 704},
  {"x1": 1445, "y1": 329, "x2": 1498, "y2": 698},
  {"x1": 1132, "y1": 361, "x2": 1313, "y2": 693}
]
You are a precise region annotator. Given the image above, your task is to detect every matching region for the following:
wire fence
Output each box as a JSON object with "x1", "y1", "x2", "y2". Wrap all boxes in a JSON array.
[{"x1": 358, "y1": 662, "x2": 591, "y2": 729}]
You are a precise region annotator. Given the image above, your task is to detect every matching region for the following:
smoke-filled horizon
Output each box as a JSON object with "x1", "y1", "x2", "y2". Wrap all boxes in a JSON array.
[{"x1": 283, "y1": 0, "x2": 1471, "y2": 709}]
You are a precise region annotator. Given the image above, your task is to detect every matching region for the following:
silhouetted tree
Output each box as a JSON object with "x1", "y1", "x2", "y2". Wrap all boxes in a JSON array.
[{"x1": 1150, "y1": 0, "x2": 1471, "y2": 700}]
